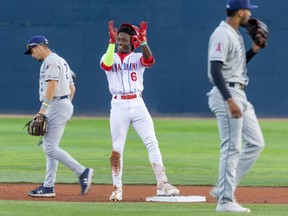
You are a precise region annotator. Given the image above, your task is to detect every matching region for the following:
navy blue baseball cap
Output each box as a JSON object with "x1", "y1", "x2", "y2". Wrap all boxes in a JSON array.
[
  {"x1": 24, "y1": 35, "x2": 49, "y2": 55},
  {"x1": 226, "y1": 0, "x2": 258, "y2": 10}
]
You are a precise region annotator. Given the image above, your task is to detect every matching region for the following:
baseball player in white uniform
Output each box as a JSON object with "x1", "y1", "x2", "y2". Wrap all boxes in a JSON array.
[
  {"x1": 100, "y1": 21, "x2": 179, "y2": 201},
  {"x1": 207, "y1": 0, "x2": 265, "y2": 213},
  {"x1": 24, "y1": 35, "x2": 93, "y2": 197}
]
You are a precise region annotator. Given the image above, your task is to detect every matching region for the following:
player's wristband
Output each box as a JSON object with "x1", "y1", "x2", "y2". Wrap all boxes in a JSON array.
[
  {"x1": 141, "y1": 41, "x2": 147, "y2": 46},
  {"x1": 40, "y1": 98, "x2": 51, "y2": 111}
]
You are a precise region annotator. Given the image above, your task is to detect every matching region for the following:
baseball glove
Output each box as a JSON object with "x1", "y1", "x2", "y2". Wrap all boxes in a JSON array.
[
  {"x1": 24, "y1": 114, "x2": 48, "y2": 136},
  {"x1": 245, "y1": 18, "x2": 269, "y2": 48},
  {"x1": 70, "y1": 69, "x2": 77, "y2": 81}
]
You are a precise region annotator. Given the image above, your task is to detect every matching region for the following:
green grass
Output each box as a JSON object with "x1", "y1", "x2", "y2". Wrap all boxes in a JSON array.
[
  {"x1": 0, "y1": 116, "x2": 287, "y2": 186},
  {"x1": 1, "y1": 201, "x2": 288, "y2": 216},
  {"x1": 0, "y1": 116, "x2": 288, "y2": 216}
]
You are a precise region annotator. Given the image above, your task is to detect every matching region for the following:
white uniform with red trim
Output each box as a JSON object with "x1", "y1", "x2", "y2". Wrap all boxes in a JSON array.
[
  {"x1": 100, "y1": 51, "x2": 167, "y2": 188},
  {"x1": 103, "y1": 52, "x2": 144, "y2": 95}
]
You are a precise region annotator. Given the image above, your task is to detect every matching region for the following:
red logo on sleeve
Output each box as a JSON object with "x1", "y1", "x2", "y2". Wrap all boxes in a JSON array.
[{"x1": 216, "y1": 43, "x2": 222, "y2": 52}]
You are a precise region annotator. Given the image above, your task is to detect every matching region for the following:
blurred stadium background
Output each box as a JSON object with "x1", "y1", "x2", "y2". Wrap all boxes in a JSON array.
[{"x1": 0, "y1": 0, "x2": 286, "y2": 117}]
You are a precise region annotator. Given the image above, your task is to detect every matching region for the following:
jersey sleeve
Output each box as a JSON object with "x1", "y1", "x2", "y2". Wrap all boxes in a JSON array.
[
  {"x1": 209, "y1": 32, "x2": 229, "y2": 63},
  {"x1": 140, "y1": 55, "x2": 155, "y2": 68},
  {"x1": 44, "y1": 58, "x2": 60, "y2": 81}
]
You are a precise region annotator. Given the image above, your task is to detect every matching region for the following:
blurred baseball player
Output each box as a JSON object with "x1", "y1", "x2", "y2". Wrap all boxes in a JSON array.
[
  {"x1": 100, "y1": 21, "x2": 179, "y2": 201},
  {"x1": 207, "y1": 0, "x2": 265, "y2": 213},
  {"x1": 24, "y1": 35, "x2": 93, "y2": 197}
]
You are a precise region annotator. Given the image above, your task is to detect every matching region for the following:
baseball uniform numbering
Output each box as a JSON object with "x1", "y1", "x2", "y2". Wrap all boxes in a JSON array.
[
  {"x1": 103, "y1": 53, "x2": 145, "y2": 95},
  {"x1": 40, "y1": 53, "x2": 87, "y2": 187},
  {"x1": 24, "y1": 35, "x2": 93, "y2": 198},
  {"x1": 100, "y1": 51, "x2": 167, "y2": 187},
  {"x1": 39, "y1": 53, "x2": 73, "y2": 101},
  {"x1": 100, "y1": 21, "x2": 180, "y2": 201}
]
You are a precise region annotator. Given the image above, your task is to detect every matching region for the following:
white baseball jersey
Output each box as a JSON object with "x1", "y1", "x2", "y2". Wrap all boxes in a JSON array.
[
  {"x1": 39, "y1": 53, "x2": 73, "y2": 101},
  {"x1": 100, "y1": 52, "x2": 145, "y2": 95},
  {"x1": 208, "y1": 21, "x2": 248, "y2": 85},
  {"x1": 99, "y1": 50, "x2": 171, "y2": 191}
]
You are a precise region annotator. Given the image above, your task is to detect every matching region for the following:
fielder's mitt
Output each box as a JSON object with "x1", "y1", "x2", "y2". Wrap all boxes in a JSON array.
[
  {"x1": 245, "y1": 18, "x2": 269, "y2": 48},
  {"x1": 70, "y1": 69, "x2": 77, "y2": 81},
  {"x1": 24, "y1": 114, "x2": 48, "y2": 136}
]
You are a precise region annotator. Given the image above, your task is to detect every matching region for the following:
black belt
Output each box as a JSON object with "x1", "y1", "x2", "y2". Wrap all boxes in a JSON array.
[
  {"x1": 54, "y1": 95, "x2": 68, "y2": 100},
  {"x1": 60, "y1": 95, "x2": 68, "y2": 99},
  {"x1": 228, "y1": 82, "x2": 245, "y2": 90}
]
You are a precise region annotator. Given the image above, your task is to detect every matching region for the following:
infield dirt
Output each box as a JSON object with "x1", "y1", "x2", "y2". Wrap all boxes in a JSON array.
[{"x1": 0, "y1": 184, "x2": 287, "y2": 204}]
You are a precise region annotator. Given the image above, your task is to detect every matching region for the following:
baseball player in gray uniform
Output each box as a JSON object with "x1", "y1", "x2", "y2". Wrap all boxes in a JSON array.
[
  {"x1": 207, "y1": 0, "x2": 265, "y2": 213},
  {"x1": 24, "y1": 35, "x2": 93, "y2": 197},
  {"x1": 100, "y1": 21, "x2": 179, "y2": 201}
]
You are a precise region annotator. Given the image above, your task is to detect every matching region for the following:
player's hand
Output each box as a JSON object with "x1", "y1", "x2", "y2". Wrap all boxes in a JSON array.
[
  {"x1": 37, "y1": 110, "x2": 46, "y2": 116},
  {"x1": 108, "y1": 20, "x2": 117, "y2": 44},
  {"x1": 227, "y1": 98, "x2": 242, "y2": 118},
  {"x1": 138, "y1": 21, "x2": 147, "y2": 43},
  {"x1": 252, "y1": 41, "x2": 261, "y2": 53}
]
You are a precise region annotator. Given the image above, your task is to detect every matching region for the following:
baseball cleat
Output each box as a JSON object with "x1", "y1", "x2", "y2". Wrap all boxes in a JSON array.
[
  {"x1": 156, "y1": 182, "x2": 180, "y2": 196},
  {"x1": 28, "y1": 185, "x2": 55, "y2": 198},
  {"x1": 109, "y1": 187, "x2": 123, "y2": 201},
  {"x1": 79, "y1": 168, "x2": 94, "y2": 195},
  {"x1": 216, "y1": 202, "x2": 251, "y2": 213}
]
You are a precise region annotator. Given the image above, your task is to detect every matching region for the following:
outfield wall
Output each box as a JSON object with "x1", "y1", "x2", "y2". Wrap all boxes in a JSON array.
[{"x1": 0, "y1": 0, "x2": 286, "y2": 116}]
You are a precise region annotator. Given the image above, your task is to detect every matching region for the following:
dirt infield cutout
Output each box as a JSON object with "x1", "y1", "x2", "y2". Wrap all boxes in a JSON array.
[{"x1": 0, "y1": 184, "x2": 287, "y2": 204}]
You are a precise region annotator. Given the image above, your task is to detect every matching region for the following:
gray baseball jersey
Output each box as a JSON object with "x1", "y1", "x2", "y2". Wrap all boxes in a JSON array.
[
  {"x1": 39, "y1": 53, "x2": 73, "y2": 101},
  {"x1": 39, "y1": 52, "x2": 85, "y2": 188},
  {"x1": 208, "y1": 21, "x2": 248, "y2": 85}
]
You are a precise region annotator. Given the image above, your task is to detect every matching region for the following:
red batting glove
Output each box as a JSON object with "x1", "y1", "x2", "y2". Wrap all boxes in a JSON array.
[
  {"x1": 138, "y1": 21, "x2": 147, "y2": 43},
  {"x1": 108, "y1": 20, "x2": 117, "y2": 44}
]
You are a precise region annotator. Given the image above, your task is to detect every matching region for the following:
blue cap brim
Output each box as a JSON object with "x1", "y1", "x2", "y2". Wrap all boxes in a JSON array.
[
  {"x1": 24, "y1": 44, "x2": 37, "y2": 55},
  {"x1": 24, "y1": 50, "x2": 32, "y2": 55}
]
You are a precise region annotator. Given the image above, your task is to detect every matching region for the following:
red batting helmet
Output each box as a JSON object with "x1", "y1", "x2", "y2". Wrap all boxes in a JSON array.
[{"x1": 118, "y1": 23, "x2": 140, "y2": 50}]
